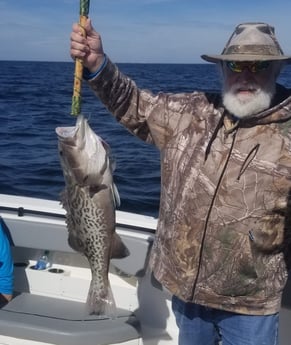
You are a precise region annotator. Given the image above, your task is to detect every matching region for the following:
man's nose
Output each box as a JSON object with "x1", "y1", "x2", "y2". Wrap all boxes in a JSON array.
[{"x1": 237, "y1": 67, "x2": 254, "y2": 79}]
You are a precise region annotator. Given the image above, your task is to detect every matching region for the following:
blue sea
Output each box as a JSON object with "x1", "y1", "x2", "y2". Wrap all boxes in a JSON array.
[{"x1": 1, "y1": 61, "x2": 291, "y2": 217}]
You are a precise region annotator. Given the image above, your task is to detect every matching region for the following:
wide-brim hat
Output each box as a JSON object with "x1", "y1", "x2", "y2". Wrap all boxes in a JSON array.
[{"x1": 201, "y1": 22, "x2": 291, "y2": 63}]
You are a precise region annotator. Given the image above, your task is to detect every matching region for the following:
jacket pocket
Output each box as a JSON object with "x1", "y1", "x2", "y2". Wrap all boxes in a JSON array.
[{"x1": 203, "y1": 228, "x2": 259, "y2": 297}]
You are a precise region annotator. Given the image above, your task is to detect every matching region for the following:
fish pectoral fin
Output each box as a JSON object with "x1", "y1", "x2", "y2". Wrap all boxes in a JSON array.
[
  {"x1": 89, "y1": 184, "x2": 107, "y2": 198},
  {"x1": 111, "y1": 183, "x2": 120, "y2": 208},
  {"x1": 68, "y1": 234, "x2": 85, "y2": 253},
  {"x1": 110, "y1": 233, "x2": 130, "y2": 259}
]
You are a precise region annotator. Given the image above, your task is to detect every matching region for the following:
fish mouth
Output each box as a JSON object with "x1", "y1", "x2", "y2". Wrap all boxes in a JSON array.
[
  {"x1": 55, "y1": 126, "x2": 78, "y2": 139},
  {"x1": 55, "y1": 115, "x2": 86, "y2": 145}
]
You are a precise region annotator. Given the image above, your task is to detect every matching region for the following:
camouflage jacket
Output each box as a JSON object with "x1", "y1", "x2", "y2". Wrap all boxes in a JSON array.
[{"x1": 88, "y1": 58, "x2": 291, "y2": 315}]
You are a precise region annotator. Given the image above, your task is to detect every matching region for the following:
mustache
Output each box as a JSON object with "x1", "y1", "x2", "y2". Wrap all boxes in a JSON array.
[{"x1": 226, "y1": 82, "x2": 261, "y2": 93}]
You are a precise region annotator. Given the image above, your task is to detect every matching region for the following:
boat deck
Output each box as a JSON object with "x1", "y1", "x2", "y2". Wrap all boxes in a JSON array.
[{"x1": 0, "y1": 292, "x2": 140, "y2": 345}]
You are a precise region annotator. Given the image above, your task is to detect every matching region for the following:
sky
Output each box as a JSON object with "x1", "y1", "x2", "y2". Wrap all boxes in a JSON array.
[{"x1": 1, "y1": 0, "x2": 291, "y2": 63}]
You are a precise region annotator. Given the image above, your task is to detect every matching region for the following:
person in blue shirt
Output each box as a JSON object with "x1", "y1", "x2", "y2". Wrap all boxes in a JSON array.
[{"x1": 0, "y1": 220, "x2": 13, "y2": 305}]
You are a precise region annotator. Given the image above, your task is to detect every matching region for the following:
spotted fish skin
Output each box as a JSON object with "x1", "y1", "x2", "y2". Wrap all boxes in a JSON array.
[{"x1": 56, "y1": 115, "x2": 129, "y2": 316}]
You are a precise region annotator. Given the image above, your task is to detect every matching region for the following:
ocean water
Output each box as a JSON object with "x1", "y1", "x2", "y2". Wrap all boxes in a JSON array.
[{"x1": 1, "y1": 61, "x2": 291, "y2": 217}]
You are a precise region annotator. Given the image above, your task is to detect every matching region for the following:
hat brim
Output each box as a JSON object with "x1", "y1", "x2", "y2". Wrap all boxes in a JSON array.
[{"x1": 201, "y1": 54, "x2": 291, "y2": 63}]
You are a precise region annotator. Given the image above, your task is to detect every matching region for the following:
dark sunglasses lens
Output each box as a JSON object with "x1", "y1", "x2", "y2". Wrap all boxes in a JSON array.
[
  {"x1": 255, "y1": 61, "x2": 270, "y2": 71},
  {"x1": 227, "y1": 61, "x2": 270, "y2": 73},
  {"x1": 226, "y1": 61, "x2": 240, "y2": 72}
]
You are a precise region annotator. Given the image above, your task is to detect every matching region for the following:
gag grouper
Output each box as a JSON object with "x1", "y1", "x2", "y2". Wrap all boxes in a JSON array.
[{"x1": 55, "y1": 115, "x2": 129, "y2": 316}]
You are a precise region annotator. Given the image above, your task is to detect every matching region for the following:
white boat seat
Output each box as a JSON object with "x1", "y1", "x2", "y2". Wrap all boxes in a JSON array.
[{"x1": 0, "y1": 292, "x2": 140, "y2": 345}]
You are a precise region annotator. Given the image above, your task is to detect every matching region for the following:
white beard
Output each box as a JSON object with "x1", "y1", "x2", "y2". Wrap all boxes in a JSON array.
[{"x1": 222, "y1": 82, "x2": 276, "y2": 118}]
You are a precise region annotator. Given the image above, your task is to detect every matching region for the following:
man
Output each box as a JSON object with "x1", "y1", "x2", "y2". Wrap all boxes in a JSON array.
[{"x1": 70, "y1": 21, "x2": 291, "y2": 344}]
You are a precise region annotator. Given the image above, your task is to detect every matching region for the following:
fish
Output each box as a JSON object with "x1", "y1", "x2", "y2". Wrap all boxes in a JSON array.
[{"x1": 55, "y1": 115, "x2": 129, "y2": 316}]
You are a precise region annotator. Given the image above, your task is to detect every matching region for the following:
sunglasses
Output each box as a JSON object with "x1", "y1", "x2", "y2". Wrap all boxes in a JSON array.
[{"x1": 226, "y1": 61, "x2": 270, "y2": 73}]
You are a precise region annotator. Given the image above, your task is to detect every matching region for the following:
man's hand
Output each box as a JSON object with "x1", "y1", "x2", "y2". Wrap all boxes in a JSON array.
[{"x1": 70, "y1": 18, "x2": 105, "y2": 73}]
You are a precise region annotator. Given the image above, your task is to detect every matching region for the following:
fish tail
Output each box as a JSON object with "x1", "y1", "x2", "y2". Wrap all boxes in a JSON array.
[{"x1": 86, "y1": 281, "x2": 117, "y2": 318}]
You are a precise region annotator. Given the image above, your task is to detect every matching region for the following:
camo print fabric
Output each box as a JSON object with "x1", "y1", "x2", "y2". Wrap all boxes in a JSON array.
[{"x1": 88, "y1": 58, "x2": 291, "y2": 315}]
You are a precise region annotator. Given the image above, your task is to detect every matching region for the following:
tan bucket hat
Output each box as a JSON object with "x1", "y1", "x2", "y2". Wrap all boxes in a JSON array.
[{"x1": 201, "y1": 22, "x2": 291, "y2": 63}]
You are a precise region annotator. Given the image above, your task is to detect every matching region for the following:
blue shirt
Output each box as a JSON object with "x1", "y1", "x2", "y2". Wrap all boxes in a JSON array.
[{"x1": 0, "y1": 221, "x2": 14, "y2": 294}]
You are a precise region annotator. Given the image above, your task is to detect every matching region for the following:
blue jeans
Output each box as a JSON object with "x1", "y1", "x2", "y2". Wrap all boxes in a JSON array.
[{"x1": 172, "y1": 295, "x2": 279, "y2": 345}]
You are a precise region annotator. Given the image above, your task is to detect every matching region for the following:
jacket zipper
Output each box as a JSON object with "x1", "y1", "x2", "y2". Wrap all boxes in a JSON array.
[{"x1": 190, "y1": 128, "x2": 238, "y2": 300}]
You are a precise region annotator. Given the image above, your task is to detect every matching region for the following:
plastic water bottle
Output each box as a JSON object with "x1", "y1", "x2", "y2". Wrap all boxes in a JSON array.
[{"x1": 35, "y1": 250, "x2": 50, "y2": 270}]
